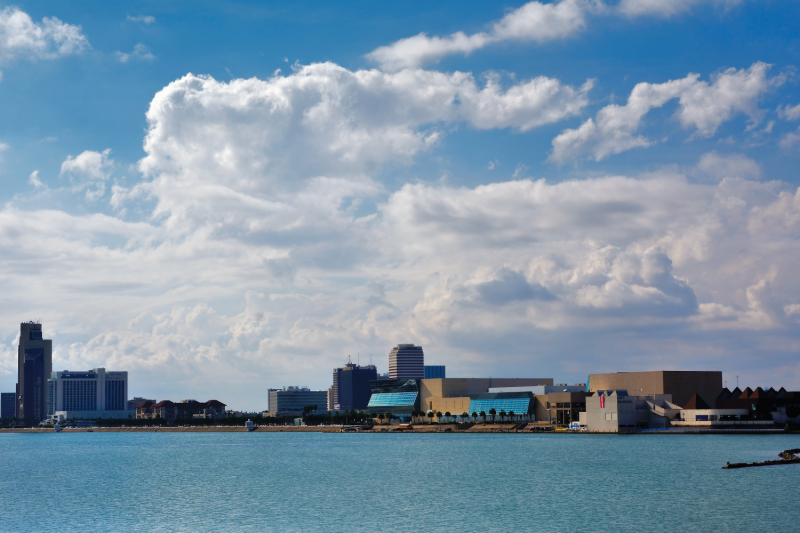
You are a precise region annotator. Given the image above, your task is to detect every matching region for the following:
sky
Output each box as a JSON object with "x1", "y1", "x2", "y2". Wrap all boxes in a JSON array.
[{"x1": 1, "y1": 0, "x2": 799, "y2": 410}]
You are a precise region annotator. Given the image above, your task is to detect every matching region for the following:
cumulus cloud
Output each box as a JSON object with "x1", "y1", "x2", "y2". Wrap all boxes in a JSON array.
[
  {"x1": 476, "y1": 268, "x2": 556, "y2": 305},
  {"x1": 60, "y1": 149, "x2": 114, "y2": 200},
  {"x1": 134, "y1": 63, "x2": 590, "y2": 233},
  {"x1": 0, "y1": 6, "x2": 89, "y2": 63},
  {"x1": 116, "y1": 43, "x2": 155, "y2": 63},
  {"x1": 366, "y1": 0, "x2": 591, "y2": 71},
  {"x1": 550, "y1": 62, "x2": 777, "y2": 162},
  {"x1": 697, "y1": 151, "x2": 761, "y2": 181}
]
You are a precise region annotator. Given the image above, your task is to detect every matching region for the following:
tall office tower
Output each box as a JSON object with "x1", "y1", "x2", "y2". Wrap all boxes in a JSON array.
[
  {"x1": 332, "y1": 363, "x2": 378, "y2": 411},
  {"x1": 388, "y1": 344, "x2": 424, "y2": 379},
  {"x1": 1, "y1": 393, "x2": 15, "y2": 418},
  {"x1": 47, "y1": 368, "x2": 128, "y2": 417},
  {"x1": 16, "y1": 322, "x2": 52, "y2": 420}
]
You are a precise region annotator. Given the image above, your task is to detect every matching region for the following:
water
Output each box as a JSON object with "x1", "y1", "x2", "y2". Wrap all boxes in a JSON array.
[{"x1": 1, "y1": 432, "x2": 798, "y2": 532}]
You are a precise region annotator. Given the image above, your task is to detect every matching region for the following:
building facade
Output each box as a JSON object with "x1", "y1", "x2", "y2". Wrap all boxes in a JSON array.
[
  {"x1": 418, "y1": 378, "x2": 553, "y2": 414},
  {"x1": 145, "y1": 400, "x2": 226, "y2": 420},
  {"x1": 468, "y1": 392, "x2": 535, "y2": 420},
  {"x1": 424, "y1": 365, "x2": 446, "y2": 379},
  {"x1": 388, "y1": 344, "x2": 424, "y2": 379},
  {"x1": 1, "y1": 392, "x2": 15, "y2": 418},
  {"x1": 367, "y1": 379, "x2": 421, "y2": 416},
  {"x1": 16, "y1": 322, "x2": 52, "y2": 420},
  {"x1": 532, "y1": 391, "x2": 591, "y2": 425},
  {"x1": 47, "y1": 368, "x2": 128, "y2": 418},
  {"x1": 716, "y1": 387, "x2": 800, "y2": 421},
  {"x1": 588, "y1": 371, "x2": 722, "y2": 408},
  {"x1": 332, "y1": 363, "x2": 377, "y2": 411},
  {"x1": 127, "y1": 397, "x2": 156, "y2": 411},
  {"x1": 266, "y1": 387, "x2": 328, "y2": 416}
]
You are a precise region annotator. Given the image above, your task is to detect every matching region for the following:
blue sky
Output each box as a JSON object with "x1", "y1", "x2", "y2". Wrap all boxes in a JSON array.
[{"x1": 1, "y1": 1, "x2": 800, "y2": 409}]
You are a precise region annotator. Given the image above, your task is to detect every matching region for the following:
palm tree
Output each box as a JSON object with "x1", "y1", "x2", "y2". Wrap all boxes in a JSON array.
[
  {"x1": 489, "y1": 408, "x2": 497, "y2": 422},
  {"x1": 472, "y1": 412, "x2": 478, "y2": 422},
  {"x1": 508, "y1": 410, "x2": 515, "y2": 423},
  {"x1": 499, "y1": 410, "x2": 507, "y2": 422},
  {"x1": 479, "y1": 411, "x2": 486, "y2": 423},
  {"x1": 436, "y1": 411, "x2": 443, "y2": 424},
  {"x1": 445, "y1": 411, "x2": 451, "y2": 423},
  {"x1": 427, "y1": 411, "x2": 434, "y2": 424},
  {"x1": 377, "y1": 413, "x2": 384, "y2": 425},
  {"x1": 462, "y1": 412, "x2": 468, "y2": 423}
]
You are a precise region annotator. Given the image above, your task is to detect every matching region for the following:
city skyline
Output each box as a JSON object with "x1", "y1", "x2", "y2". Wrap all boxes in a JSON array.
[{"x1": 1, "y1": 2, "x2": 800, "y2": 410}]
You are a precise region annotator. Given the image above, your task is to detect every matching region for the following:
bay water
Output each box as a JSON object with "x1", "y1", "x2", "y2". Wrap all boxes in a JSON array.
[{"x1": 1, "y1": 432, "x2": 798, "y2": 532}]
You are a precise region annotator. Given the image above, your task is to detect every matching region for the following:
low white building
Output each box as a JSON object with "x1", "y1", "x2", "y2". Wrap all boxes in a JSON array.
[
  {"x1": 582, "y1": 390, "x2": 680, "y2": 432},
  {"x1": 671, "y1": 408, "x2": 752, "y2": 427}
]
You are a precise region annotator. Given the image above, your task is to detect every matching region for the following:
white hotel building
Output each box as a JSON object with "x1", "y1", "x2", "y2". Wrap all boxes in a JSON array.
[{"x1": 47, "y1": 368, "x2": 130, "y2": 421}]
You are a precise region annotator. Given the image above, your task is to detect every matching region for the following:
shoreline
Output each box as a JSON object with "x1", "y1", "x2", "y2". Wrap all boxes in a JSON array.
[{"x1": 0, "y1": 425, "x2": 790, "y2": 435}]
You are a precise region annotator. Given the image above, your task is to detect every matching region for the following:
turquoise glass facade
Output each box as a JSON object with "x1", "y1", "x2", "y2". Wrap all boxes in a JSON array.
[
  {"x1": 368, "y1": 392, "x2": 417, "y2": 408},
  {"x1": 469, "y1": 397, "x2": 531, "y2": 414}
]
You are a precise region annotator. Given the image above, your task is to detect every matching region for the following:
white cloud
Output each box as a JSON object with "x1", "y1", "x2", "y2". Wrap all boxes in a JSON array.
[
  {"x1": 28, "y1": 170, "x2": 45, "y2": 188},
  {"x1": 550, "y1": 62, "x2": 776, "y2": 162},
  {"x1": 126, "y1": 15, "x2": 155, "y2": 25},
  {"x1": 0, "y1": 6, "x2": 89, "y2": 63},
  {"x1": 779, "y1": 127, "x2": 800, "y2": 150},
  {"x1": 778, "y1": 103, "x2": 800, "y2": 121},
  {"x1": 60, "y1": 149, "x2": 114, "y2": 200},
  {"x1": 617, "y1": 0, "x2": 745, "y2": 18},
  {"x1": 366, "y1": 0, "x2": 591, "y2": 71},
  {"x1": 697, "y1": 151, "x2": 761, "y2": 180},
  {"x1": 116, "y1": 43, "x2": 155, "y2": 63},
  {"x1": 134, "y1": 63, "x2": 590, "y2": 233}
]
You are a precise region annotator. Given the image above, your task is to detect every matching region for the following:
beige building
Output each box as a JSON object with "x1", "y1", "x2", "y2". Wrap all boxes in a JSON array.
[
  {"x1": 588, "y1": 371, "x2": 722, "y2": 408},
  {"x1": 419, "y1": 378, "x2": 552, "y2": 415}
]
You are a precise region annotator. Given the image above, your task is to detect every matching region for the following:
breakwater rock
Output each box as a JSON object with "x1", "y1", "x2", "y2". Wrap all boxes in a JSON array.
[{"x1": 723, "y1": 449, "x2": 800, "y2": 469}]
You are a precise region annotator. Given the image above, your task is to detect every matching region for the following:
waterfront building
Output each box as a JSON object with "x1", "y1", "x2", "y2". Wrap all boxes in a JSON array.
[
  {"x1": 583, "y1": 390, "x2": 637, "y2": 432},
  {"x1": 468, "y1": 392, "x2": 535, "y2": 421},
  {"x1": 1, "y1": 392, "x2": 15, "y2": 418},
  {"x1": 266, "y1": 387, "x2": 328, "y2": 417},
  {"x1": 588, "y1": 371, "x2": 722, "y2": 409},
  {"x1": 388, "y1": 344, "x2": 424, "y2": 379},
  {"x1": 127, "y1": 397, "x2": 155, "y2": 411},
  {"x1": 424, "y1": 365, "x2": 446, "y2": 379},
  {"x1": 47, "y1": 368, "x2": 128, "y2": 420},
  {"x1": 332, "y1": 363, "x2": 377, "y2": 411},
  {"x1": 136, "y1": 399, "x2": 225, "y2": 420},
  {"x1": 419, "y1": 378, "x2": 552, "y2": 416},
  {"x1": 16, "y1": 322, "x2": 52, "y2": 420},
  {"x1": 135, "y1": 400, "x2": 157, "y2": 419},
  {"x1": 367, "y1": 379, "x2": 420, "y2": 417},
  {"x1": 715, "y1": 387, "x2": 800, "y2": 422},
  {"x1": 532, "y1": 391, "x2": 591, "y2": 425}
]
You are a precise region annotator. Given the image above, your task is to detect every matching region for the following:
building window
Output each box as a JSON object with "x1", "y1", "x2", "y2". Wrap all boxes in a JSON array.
[
  {"x1": 611, "y1": 413, "x2": 617, "y2": 421},
  {"x1": 605, "y1": 413, "x2": 612, "y2": 420}
]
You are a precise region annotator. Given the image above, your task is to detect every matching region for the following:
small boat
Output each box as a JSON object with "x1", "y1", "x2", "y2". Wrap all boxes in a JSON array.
[
  {"x1": 54, "y1": 422, "x2": 63, "y2": 433},
  {"x1": 245, "y1": 419, "x2": 256, "y2": 432}
]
